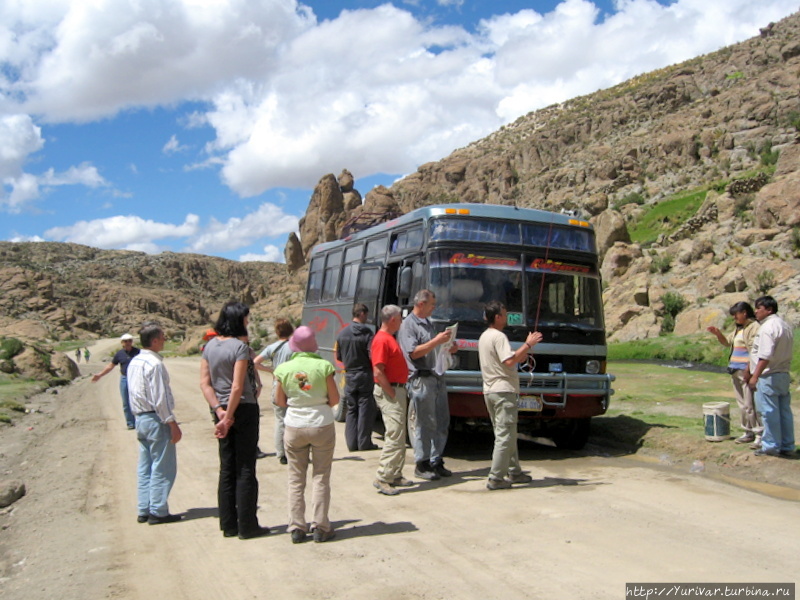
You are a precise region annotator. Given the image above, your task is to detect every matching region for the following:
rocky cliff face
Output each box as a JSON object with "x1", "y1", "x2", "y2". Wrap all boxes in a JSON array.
[{"x1": 290, "y1": 11, "x2": 800, "y2": 340}]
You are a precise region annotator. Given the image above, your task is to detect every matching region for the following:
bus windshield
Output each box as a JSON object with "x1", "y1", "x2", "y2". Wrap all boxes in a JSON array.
[
  {"x1": 526, "y1": 259, "x2": 604, "y2": 330},
  {"x1": 428, "y1": 251, "x2": 523, "y2": 323}
]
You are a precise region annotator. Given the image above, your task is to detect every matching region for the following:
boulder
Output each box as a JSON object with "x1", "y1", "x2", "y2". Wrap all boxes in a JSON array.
[
  {"x1": 284, "y1": 232, "x2": 305, "y2": 272},
  {"x1": 592, "y1": 209, "x2": 631, "y2": 261},
  {"x1": 51, "y1": 352, "x2": 80, "y2": 380},
  {"x1": 673, "y1": 306, "x2": 727, "y2": 336},
  {"x1": 601, "y1": 242, "x2": 642, "y2": 280},
  {"x1": 0, "y1": 479, "x2": 26, "y2": 508}
]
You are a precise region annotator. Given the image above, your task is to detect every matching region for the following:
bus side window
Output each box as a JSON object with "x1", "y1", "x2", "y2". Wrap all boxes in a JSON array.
[
  {"x1": 321, "y1": 251, "x2": 342, "y2": 301},
  {"x1": 339, "y1": 244, "x2": 363, "y2": 300},
  {"x1": 355, "y1": 267, "x2": 381, "y2": 318},
  {"x1": 306, "y1": 256, "x2": 324, "y2": 303}
]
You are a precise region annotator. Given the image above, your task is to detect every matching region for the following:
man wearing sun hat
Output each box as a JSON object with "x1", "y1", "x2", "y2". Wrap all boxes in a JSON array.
[{"x1": 92, "y1": 332, "x2": 141, "y2": 429}]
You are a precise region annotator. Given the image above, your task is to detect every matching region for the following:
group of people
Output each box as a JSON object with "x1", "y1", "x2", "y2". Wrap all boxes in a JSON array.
[
  {"x1": 92, "y1": 291, "x2": 794, "y2": 545},
  {"x1": 707, "y1": 295, "x2": 795, "y2": 457}
]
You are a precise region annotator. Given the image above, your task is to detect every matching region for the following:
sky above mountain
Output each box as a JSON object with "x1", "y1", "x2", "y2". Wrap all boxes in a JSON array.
[{"x1": 1, "y1": 0, "x2": 796, "y2": 262}]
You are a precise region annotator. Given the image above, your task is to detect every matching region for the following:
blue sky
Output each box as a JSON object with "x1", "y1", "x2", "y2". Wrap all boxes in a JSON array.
[{"x1": 1, "y1": 0, "x2": 797, "y2": 262}]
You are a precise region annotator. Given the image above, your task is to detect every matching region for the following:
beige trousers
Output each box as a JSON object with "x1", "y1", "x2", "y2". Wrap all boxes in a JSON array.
[
  {"x1": 731, "y1": 370, "x2": 763, "y2": 434},
  {"x1": 374, "y1": 384, "x2": 408, "y2": 483},
  {"x1": 284, "y1": 423, "x2": 336, "y2": 534}
]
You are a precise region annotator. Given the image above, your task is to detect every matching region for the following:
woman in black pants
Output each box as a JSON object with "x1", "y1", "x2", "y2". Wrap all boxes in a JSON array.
[{"x1": 200, "y1": 301, "x2": 270, "y2": 539}]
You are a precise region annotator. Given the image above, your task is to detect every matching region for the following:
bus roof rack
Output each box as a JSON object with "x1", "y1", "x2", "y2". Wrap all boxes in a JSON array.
[{"x1": 341, "y1": 211, "x2": 403, "y2": 238}]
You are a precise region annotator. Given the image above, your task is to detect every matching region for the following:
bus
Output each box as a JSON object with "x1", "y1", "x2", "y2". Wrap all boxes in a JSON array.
[{"x1": 301, "y1": 203, "x2": 614, "y2": 449}]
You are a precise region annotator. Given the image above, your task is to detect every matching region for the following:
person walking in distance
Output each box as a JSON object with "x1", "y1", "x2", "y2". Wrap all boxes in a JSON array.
[
  {"x1": 127, "y1": 322, "x2": 183, "y2": 524},
  {"x1": 92, "y1": 333, "x2": 141, "y2": 430},
  {"x1": 478, "y1": 301, "x2": 542, "y2": 490},
  {"x1": 254, "y1": 318, "x2": 296, "y2": 465},
  {"x1": 397, "y1": 289, "x2": 458, "y2": 481},
  {"x1": 335, "y1": 303, "x2": 379, "y2": 451},
  {"x1": 371, "y1": 305, "x2": 414, "y2": 496}
]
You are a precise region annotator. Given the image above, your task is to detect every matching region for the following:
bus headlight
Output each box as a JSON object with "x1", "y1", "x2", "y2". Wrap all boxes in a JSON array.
[{"x1": 585, "y1": 360, "x2": 601, "y2": 374}]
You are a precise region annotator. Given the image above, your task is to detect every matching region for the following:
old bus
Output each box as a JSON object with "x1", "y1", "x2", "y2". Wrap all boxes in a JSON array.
[{"x1": 302, "y1": 203, "x2": 614, "y2": 449}]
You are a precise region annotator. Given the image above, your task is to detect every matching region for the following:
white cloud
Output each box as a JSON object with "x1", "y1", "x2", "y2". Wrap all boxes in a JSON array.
[
  {"x1": 188, "y1": 202, "x2": 299, "y2": 253},
  {"x1": 2, "y1": 0, "x2": 798, "y2": 203},
  {"x1": 9, "y1": 234, "x2": 45, "y2": 242},
  {"x1": 162, "y1": 134, "x2": 189, "y2": 155},
  {"x1": 239, "y1": 245, "x2": 283, "y2": 263},
  {"x1": 45, "y1": 213, "x2": 200, "y2": 251}
]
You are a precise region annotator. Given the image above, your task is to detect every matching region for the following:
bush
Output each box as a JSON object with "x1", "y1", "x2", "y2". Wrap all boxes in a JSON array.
[
  {"x1": 0, "y1": 338, "x2": 24, "y2": 361},
  {"x1": 756, "y1": 270, "x2": 776, "y2": 294},
  {"x1": 759, "y1": 141, "x2": 780, "y2": 166},
  {"x1": 791, "y1": 227, "x2": 800, "y2": 258},
  {"x1": 660, "y1": 314, "x2": 676, "y2": 335},
  {"x1": 661, "y1": 292, "x2": 687, "y2": 317},
  {"x1": 613, "y1": 192, "x2": 645, "y2": 210},
  {"x1": 649, "y1": 254, "x2": 673, "y2": 274}
]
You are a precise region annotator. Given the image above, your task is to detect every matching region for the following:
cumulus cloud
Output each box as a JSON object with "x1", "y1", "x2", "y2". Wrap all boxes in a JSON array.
[
  {"x1": 45, "y1": 213, "x2": 200, "y2": 251},
  {"x1": 187, "y1": 202, "x2": 299, "y2": 253},
  {"x1": 239, "y1": 245, "x2": 284, "y2": 263},
  {"x1": 2, "y1": 0, "x2": 798, "y2": 207}
]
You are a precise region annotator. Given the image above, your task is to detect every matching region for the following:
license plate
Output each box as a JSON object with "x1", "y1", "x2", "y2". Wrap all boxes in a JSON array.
[{"x1": 518, "y1": 395, "x2": 543, "y2": 412}]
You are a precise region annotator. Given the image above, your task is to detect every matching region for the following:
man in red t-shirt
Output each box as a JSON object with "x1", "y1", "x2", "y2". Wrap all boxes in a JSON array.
[{"x1": 371, "y1": 304, "x2": 414, "y2": 496}]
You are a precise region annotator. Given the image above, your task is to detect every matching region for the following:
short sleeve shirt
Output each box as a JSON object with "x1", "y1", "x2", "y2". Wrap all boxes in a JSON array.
[
  {"x1": 478, "y1": 327, "x2": 519, "y2": 394},
  {"x1": 202, "y1": 337, "x2": 258, "y2": 405},
  {"x1": 113, "y1": 347, "x2": 140, "y2": 376},
  {"x1": 751, "y1": 313, "x2": 794, "y2": 374},
  {"x1": 274, "y1": 352, "x2": 335, "y2": 428},
  {"x1": 371, "y1": 330, "x2": 408, "y2": 384},
  {"x1": 397, "y1": 312, "x2": 436, "y2": 374}
]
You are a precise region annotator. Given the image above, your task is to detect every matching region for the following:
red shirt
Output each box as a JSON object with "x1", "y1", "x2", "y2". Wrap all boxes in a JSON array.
[{"x1": 371, "y1": 330, "x2": 408, "y2": 384}]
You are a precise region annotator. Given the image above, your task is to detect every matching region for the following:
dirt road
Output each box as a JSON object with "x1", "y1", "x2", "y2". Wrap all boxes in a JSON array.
[{"x1": 1, "y1": 341, "x2": 799, "y2": 600}]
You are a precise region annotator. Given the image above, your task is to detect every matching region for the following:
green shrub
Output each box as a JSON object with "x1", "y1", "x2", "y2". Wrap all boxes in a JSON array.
[
  {"x1": 661, "y1": 292, "x2": 687, "y2": 317},
  {"x1": 649, "y1": 254, "x2": 673, "y2": 274},
  {"x1": 756, "y1": 270, "x2": 775, "y2": 294},
  {"x1": 791, "y1": 227, "x2": 800, "y2": 258},
  {"x1": 660, "y1": 314, "x2": 676, "y2": 335},
  {"x1": 0, "y1": 338, "x2": 24, "y2": 361},
  {"x1": 613, "y1": 192, "x2": 645, "y2": 211},
  {"x1": 759, "y1": 141, "x2": 780, "y2": 166}
]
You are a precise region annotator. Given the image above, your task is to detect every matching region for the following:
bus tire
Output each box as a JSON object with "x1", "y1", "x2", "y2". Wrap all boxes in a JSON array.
[
  {"x1": 552, "y1": 418, "x2": 591, "y2": 450},
  {"x1": 334, "y1": 399, "x2": 347, "y2": 423}
]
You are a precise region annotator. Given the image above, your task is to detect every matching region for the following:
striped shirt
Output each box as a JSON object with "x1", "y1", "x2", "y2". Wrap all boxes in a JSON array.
[{"x1": 127, "y1": 349, "x2": 176, "y2": 423}]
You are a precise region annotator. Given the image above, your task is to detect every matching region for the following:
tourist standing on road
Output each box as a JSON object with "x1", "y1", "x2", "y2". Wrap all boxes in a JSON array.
[
  {"x1": 478, "y1": 301, "x2": 542, "y2": 490},
  {"x1": 127, "y1": 321, "x2": 182, "y2": 524},
  {"x1": 274, "y1": 326, "x2": 339, "y2": 543},
  {"x1": 83, "y1": 347, "x2": 90, "y2": 362},
  {"x1": 254, "y1": 318, "x2": 295, "y2": 465},
  {"x1": 74, "y1": 348, "x2": 81, "y2": 363},
  {"x1": 371, "y1": 305, "x2": 414, "y2": 496},
  {"x1": 335, "y1": 303, "x2": 378, "y2": 452},
  {"x1": 92, "y1": 333, "x2": 141, "y2": 430},
  {"x1": 200, "y1": 301, "x2": 270, "y2": 540},
  {"x1": 707, "y1": 302, "x2": 762, "y2": 445},
  {"x1": 748, "y1": 296, "x2": 795, "y2": 457},
  {"x1": 397, "y1": 289, "x2": 458, "y2": 481}
]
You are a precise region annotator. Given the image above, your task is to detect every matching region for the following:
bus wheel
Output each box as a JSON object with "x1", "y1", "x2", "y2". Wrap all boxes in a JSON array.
[
  {"x1": 334, "y1": 400, "x2": 347, "y2": 423},
  {"x1": 552, "y1": 418, "x2": 591, "y2": 450}
]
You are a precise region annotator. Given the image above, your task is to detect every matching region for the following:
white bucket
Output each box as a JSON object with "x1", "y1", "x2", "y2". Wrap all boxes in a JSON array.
[{"x1": 703, "y1": 401, "x2": 730, "y2": 442}]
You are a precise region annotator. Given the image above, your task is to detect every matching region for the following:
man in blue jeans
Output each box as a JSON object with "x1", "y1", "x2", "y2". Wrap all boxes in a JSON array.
[
  {"x1": 398, "y1": 289, "x2": 457, "y2": 481},
  {"x1": 748, "y1": 296, "x2": 795, "y2": 458},
  {"x1": 92, "y1": 333, "x2": 140, "y2": 429},
  {"x1": 127, "y1": 322, "x2": 183, "y2": 524}
]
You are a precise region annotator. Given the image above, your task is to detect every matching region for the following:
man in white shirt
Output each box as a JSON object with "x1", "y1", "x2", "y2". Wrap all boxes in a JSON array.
[
  {"x1": 127, "y1": 322, "x2": 183, "y2": 524},
  {"x1": 748, "y1": 296, "x2": 795, "y2": 457},
  {"x1": 478, "y1": 301, "x2": 542, "y2": 490}
]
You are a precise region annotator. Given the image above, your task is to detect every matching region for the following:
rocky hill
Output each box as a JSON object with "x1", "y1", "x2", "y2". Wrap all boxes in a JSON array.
[{"x1": 292, "y1": 11, "x2": 800, "y2": 340}]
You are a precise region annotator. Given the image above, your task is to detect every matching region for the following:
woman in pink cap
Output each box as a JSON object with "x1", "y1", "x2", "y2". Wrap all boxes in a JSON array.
[{"x1": 273, "y1": 326, "x2": 339, "y2": 544}]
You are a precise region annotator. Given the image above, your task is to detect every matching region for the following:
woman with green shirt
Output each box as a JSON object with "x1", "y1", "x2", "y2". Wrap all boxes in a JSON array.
[{"x1": 274, "y1": 326, "x2": 339, "y2": 543}]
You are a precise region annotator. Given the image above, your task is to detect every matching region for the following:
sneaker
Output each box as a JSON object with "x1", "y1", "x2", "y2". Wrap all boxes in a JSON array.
[
  {"x1": 223, "y1": 529, "x2": 238, "y2": 538},
  {"x1": 238, "y1": 526, "x2": 271, "y2": 540},
  {"x1": 486, "y1": 478, "x2": 513, "y2": 490},
  {"x1": 779, "y1": 449, "x2": 797, "y2": 458},
  {"x1": 291, "y1": 529, "x2": 307, "y2": 544},
  {"x1": 432, "y1": 463, "x2": 453, "y2": 478},
  {"x1": 137, "y1": 514, "x2": 149, "y2": 524},
  {"x1": 506, "y1": 473, "x2": 533, "y2": 484},
  {"x1": 313, "y1": 528, "x2": 336, "y2": 543},
  {"x1": 734, "y1": 434, "x2": 755, "y2": 444},
  {"x1": 749, "y1": 440, "x2": 762, "y2": 450},
  {"x1": 753, "y1": 448, "x2": 780, "y2": 457},
  {"x1": 279, "y1": 456, "x2": 288, "y2": 465},
  {"x1": 391, "y1": 476, "x2": 415, "y2": 487},
  {"x1": 147, "y1": 513, "x2": 183, "y2": 525},
  {"x1": 373, "y1": 479, "x2": 399, "y2": 496}
]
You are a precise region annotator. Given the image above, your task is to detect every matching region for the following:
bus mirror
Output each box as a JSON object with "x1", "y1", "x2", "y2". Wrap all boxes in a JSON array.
[{"x1": 398, "y1": 266, "x2": 413, "y2": 298}]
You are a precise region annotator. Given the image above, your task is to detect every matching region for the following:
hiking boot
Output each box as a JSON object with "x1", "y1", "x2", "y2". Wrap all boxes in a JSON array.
[
  {"x1": 734, "y1": 433, "x2": 755, "y2": 444},
  {"x1": 749, "y1": 435, "x2": 763, "y2": 450},
  {"x1": 414, "y1": 461, "x2": 440, "y2": 481},
  {"x1": 486, "y1": 478, "x2": 513, "y2": 490},
  {"x1": 753, "y1": 448, "x2": 780, "y2": 457},
  {"x1": 373, "y1": 479, "x2": 399, "y2": 496},
  {"x1": 313, "y1": 528, "x2": 336, "y2": 543},
  {"x1": 391, "y1": 476, "x2": 415, "y2": 487},
  {"x1": 507, "y1": 473, "x2": 533, "y2": 484},
  {"x1": 432, "y1": 462, "x2": 453, "y2": 478},
  {"x1": 291, "y1": 529, "x2": 307, "y2": 544}
]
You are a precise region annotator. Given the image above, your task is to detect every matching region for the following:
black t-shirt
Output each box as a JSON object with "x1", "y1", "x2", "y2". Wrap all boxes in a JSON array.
[{"x1": 113, "y1": 347, "x2": 141, "y2": 377}]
